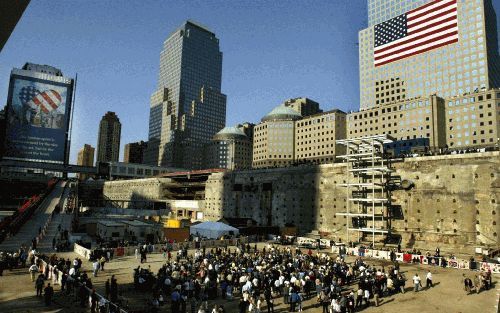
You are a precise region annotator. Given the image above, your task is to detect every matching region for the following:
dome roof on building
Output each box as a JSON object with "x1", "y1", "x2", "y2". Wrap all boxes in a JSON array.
[
  {"x1": 213, "y1": 126, "x2": 247, "y2": 140},
  {"x1": 261, "y1": 104, "x2": 301, "y2": 122}
]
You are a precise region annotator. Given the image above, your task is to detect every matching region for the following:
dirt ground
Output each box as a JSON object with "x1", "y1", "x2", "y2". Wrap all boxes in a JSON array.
[{"x1": 0, "y1": 245, "x2": 497, "y2": 313}]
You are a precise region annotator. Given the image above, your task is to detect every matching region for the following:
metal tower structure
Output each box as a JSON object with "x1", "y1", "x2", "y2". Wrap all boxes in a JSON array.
[{"x1": 336, "y1": 135, "x2": 394, "y2": 247}]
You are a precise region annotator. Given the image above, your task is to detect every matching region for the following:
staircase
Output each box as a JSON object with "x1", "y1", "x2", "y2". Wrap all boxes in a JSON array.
[
  {"x1": 0, "y1": 181, "x2": 66, "y2": 252},
  {"x1": 37, "y1": 212, "x2": 73, "y2": 252}
]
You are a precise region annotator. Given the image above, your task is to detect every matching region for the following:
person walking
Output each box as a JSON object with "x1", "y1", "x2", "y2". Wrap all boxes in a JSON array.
[
  {"x1": 29, "y1": 263, "x2": 39, "y2": 282},
  {"x1": 426, "y1": 270, "x2": 433, "y2": 288},
  {"x1": 413, "y1": 273, "x2": 422, "y2": 292}
]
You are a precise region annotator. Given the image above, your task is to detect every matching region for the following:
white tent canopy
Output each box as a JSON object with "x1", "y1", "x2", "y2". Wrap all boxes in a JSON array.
[{"x1": 190, "y1": 221, "x2": 239, "y2": 239}]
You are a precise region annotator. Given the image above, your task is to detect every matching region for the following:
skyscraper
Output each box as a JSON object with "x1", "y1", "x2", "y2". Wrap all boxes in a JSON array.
[
  {"x1": 96, "y1": 111, "x2": 121, "y2": 163},
  {"x1": 124, "y1": 140, "x2": 147, "y2": 164},
  {"x1": 77, "y1": 143, "x2": 94, "y2": 180},
  {"x1": 359, "y1": 0, "x2": 500, "y2": 110},
  {"x1": 146, "y1": 20, "x2": 227, "y2": 169}
]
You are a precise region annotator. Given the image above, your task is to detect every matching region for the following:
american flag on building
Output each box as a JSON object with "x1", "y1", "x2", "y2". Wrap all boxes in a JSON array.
[{"x1": 374, "y1": 0, "x2": 458, "y2": 67}]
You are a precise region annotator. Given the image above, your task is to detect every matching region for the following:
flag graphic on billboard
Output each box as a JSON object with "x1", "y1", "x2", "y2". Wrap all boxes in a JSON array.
[{"x1": 17, "y1": 85, "x2": 66, "y2": 129}]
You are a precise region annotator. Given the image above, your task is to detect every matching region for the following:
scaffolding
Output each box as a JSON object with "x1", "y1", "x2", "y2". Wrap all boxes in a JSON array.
[{"x1": 336, "y1": 135, "x2": 394, "y2": 247}]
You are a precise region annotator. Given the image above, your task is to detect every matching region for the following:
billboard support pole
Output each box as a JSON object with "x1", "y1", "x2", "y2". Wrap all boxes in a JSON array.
[{"x1": 65, "y1": 73, "x2": 77, "y2": 178}]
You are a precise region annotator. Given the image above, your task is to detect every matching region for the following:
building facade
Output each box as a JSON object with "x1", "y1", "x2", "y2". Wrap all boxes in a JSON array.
[
  {"x1": 206, "y1": 126, "x2": 253, "y2": 170},
  {"x1": 445, "y1": 89, "x2": 500, "y2": 148},
  {"x1": 77, "y1": 144, "x2": 95, "y2": 180},
  {"x1": 360, "y1": 0, "x2": 500, "y2": 110},
  {"x1": 96, "y1": 111, "x2": 121, "y2": 163},
  {"x1": 348, "y1": 95, "x2": 447, "y2": 148},
  {"x1": 147, "y1": 20, "x2": 226, "y2": 169},
  {"x1": 253, "y1": 105, "x2": 301, "y2": 168},
  {"x1": 124, "y1": 140, "x2": 147, "y2": 164},
  {"x1": 347, "y1": 89, "x2": 500, "y2": 150},
  {"x1": 283, "y1": 97, "x2": 322, "y2": 117},
  {"x1": 204, "y1": 152, "x2": 499, "y2": 252},
  {"x1": 295, "y1": 110, "x2": 347, "y2": 164}
]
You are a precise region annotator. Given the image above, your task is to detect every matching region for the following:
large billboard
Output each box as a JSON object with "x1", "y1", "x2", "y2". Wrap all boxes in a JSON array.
[{"x1": 4, "y1": 73, "x2": 73, "y2": 163}]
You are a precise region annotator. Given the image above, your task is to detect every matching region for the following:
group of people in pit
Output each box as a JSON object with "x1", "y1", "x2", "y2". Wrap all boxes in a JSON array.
[{"x1": 121, "y1": 242, "x2": 452, "y2": 313}]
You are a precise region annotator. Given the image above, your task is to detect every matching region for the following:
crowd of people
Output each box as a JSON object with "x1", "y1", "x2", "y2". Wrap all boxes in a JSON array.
[
  {"x1": 123, "y1": 242, "x2": 450, "y2": 313},
  {"x1": 0, "y1": 236, "x2": 496, "y2": 313},
  {"x1": 32, "y1": 253, "x2": 124, "y2": 312}
]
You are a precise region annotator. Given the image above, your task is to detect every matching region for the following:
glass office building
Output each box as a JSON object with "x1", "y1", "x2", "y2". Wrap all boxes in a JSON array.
[
  {"x1": 360, "y1": 0, "x2": 500, "y2": 110},
  {"x1": 147, "y1": 20, "x2": 227, "y2": 169}
]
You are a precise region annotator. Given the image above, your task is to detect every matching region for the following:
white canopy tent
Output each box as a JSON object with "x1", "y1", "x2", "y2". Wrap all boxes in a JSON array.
[{"x1": 190, "y1": 221, "x2": 239, "y2": 239}]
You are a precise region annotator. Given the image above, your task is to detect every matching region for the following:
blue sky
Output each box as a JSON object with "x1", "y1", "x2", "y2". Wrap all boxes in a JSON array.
[{"x1": 3, "y1": 0, "x2": 489, "y2": 164}]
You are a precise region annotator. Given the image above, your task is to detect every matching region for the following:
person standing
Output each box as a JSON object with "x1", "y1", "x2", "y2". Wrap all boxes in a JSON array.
[
  {"x1": 171, "y1": 287, "x2": 181, "y2": 312},
  {"x1": 413, "y1": 273, "x2": 422, "y2": 292},
  {"x1": 283, "y1": 283, "x2": 289, "y2": 305},
  {"x1": 320, "y1": 289, "x2": 330, "y2": 313},
  {"x1": 110, "y1": 275, "x2": 118, "y2": 303},
  {"x1": 99, "y1": 255, "x2": 106, "y2": 271},
  {"x1": 426, "y1": 270, "x2": 433, "y2": 288},
  {"x1": 355, "y1": 288, "x2": 363, "y2": 309},
  {"x1": 44, "y1": 283, "x2": 54, "y2": 306},
  {"x1": 29, "y1": 263, "x2": 39, "y2": 282},
  {"x1": 238, "y1": 298, "x2": 249, "y2": 313},
  {"x1": 105, "y1": 278, "x2": 110, "y2": 299},
  {"x1": 289, "y1": 290, "x2": 299, "y2": 312},
  {"x1": 90, "y1": 289, "x2": 98, "y2": 313},
  {"x1": 92, "y1": 260, "x2": 100, "y2": 277},
  {"x1": 264, "y1": 287, "x2": 274, "y2": 313},
  {"x1": 36, "y1": 274, "x2": 44, "y2": 296},
  {"x1": 373, "y1": 285, "x2": 380, "y2": 307},
  {"x1": 363, "y1": 288, "x2": 370, "y2": 307}
]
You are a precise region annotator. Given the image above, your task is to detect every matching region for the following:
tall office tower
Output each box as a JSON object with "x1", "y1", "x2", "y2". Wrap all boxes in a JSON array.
[
  {"x1": 96, "y1": 111, "x2": 121, "y2": 163},
  {"x1": 359, "y1": 0, "x2": 500, "y2": 110},
  {"x1": 124, "y1": 140, "x2": 147, "y2": 164},
  {"x1": 77, "y1": 144, "x2": 94, "y2": 180},
  {"x1": 147, "y1": 20, "x2": 227, "y2": 169}
]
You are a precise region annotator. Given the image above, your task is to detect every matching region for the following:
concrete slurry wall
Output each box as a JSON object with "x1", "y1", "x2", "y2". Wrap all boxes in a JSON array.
[
  {"x1": 102, "y1": 178, "x2": 171, "y2": 206},
  {"x1": 204, "y1": 152, "x2": 499, "y2": 252},
  {"x1": 98, "y1": 152, "x2": 499, "y2": 252}
]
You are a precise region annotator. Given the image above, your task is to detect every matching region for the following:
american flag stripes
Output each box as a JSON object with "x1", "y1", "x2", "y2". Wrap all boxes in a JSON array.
[
  {"x1": 374, "y1": 0, "x2": 458, "y2": 67},
  {"x1": 19, "y1": 86, "x2": 62, "y2": 114}
]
